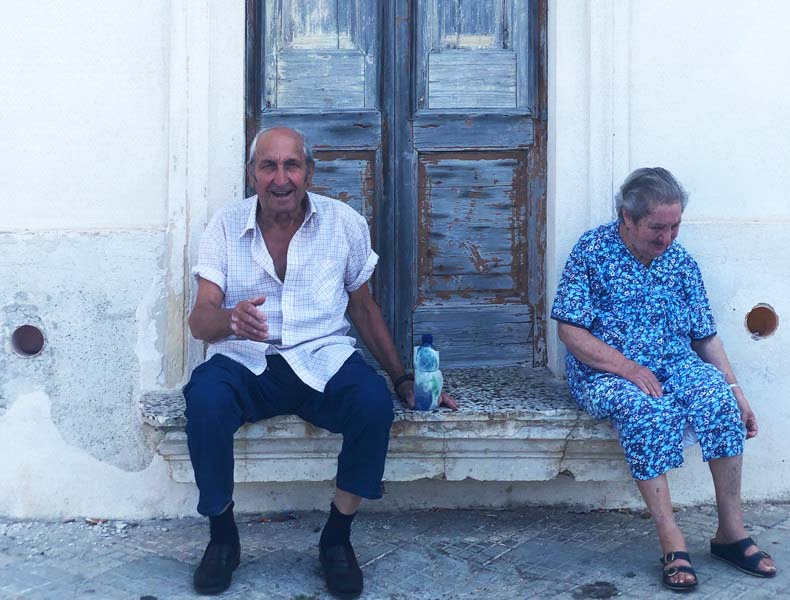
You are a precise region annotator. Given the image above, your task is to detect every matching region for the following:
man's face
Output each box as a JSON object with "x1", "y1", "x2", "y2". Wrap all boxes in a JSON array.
[
  {"x1": 621, "y1": 202, "x2": 682, "y2": 265},
  {"x1": 248, "y1": 128, "x2": 313, "y2": 215}
]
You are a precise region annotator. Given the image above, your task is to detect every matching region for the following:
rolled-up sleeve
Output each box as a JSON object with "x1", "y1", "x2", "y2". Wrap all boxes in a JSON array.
[
  {"x1": 551, "y1": 238, "x2": 595, "y2": 330},
  {"x1": 685, "y1": 258, "x2": 717, "y2": 340},
  {"x1": 192, "y1": 213, "x2": 228, "y2": 292},
  {"x1": 344, "y1": 212, "x2": 378, "y2": 292}
]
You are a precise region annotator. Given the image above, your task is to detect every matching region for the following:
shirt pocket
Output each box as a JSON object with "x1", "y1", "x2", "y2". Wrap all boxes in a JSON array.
[{"x1": 311, "y1": 259, "x2": 342, "y2": 305}]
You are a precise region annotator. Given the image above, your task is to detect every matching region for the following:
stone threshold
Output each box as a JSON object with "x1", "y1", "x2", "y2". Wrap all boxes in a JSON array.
[{"x1": 139, "y1": 366, "x2": 631, "y2": 484}]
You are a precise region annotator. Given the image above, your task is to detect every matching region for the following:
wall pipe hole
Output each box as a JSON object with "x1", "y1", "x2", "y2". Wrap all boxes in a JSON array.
[
  {"x1": 11, "y1": 325, "x2": 45, "y2": 357},
  {"x1": 745, "y1": 304, "x2": 779, "y2": 340}
]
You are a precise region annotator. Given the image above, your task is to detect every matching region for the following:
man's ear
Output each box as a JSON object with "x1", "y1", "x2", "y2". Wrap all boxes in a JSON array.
[
  {"x1": 246, "y1": 163, "x2": 256, "y2": 186},
  {"x1": 305, "y1": 163, "x2": 315, "y2": 187}
]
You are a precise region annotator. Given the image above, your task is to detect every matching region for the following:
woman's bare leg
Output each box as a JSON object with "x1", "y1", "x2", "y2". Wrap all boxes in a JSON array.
[
  {"x1": 636, "y1": 475, "x2": 696, "y2": 586},
  {"x1": 708, "y1": 455, "x2": 776, "y2": 574}
]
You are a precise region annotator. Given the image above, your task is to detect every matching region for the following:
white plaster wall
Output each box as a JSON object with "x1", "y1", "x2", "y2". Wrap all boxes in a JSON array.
[
  {"x1": 0, "y1": 0, "x2": 253, "y2": 519},
  {"x1": 0, "y1": 1, "x2": 176, "y2": 516},
  {"x1": 629, "y1": 0, "x2": 790, "y2": 222},
  {"x1": 0, "y1": 1, "x2": 169, "y2": 229}
]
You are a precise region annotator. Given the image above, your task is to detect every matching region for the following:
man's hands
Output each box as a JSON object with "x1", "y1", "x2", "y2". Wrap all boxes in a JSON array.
[
  {"x1": 394, "y1": 379, "x2": 458, "y2": 410},
  {"x1": 620, "y1": 359, "x2": 663, "y2": 397},
  {"x1": 346, "y1": 285, "x2": 459, "y2": 410},
  {"x1": 230, "y1": 296, "x2": 269, "y2": 341}
]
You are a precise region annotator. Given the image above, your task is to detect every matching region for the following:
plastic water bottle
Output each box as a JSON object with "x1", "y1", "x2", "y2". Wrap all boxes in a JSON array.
[{"x1": 413, "y1": 334, "x2": 443, "y2": 410}]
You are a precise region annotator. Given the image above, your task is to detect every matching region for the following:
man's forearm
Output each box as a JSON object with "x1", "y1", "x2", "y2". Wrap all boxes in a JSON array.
[
  {"x1": 348, "y1": 302, "x2": 405, "y2": 381},
  {"x1": 188, "y1": 304, "x2": 233, "y2": 344}
]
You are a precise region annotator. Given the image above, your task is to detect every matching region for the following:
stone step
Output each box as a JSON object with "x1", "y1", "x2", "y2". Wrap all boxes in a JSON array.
[{"x1": 139, "y1": 366, "x2": 630, "y2": 484}]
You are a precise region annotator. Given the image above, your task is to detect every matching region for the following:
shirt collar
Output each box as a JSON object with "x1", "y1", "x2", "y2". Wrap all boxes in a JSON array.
[{"x1": 239, "y1": 193, "x2": 318, "y2": 239}]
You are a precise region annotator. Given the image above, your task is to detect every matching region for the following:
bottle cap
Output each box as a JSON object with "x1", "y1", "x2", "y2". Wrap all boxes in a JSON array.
[{"x1": 421, "y1": 333, "x2": 433, "y2": 345}]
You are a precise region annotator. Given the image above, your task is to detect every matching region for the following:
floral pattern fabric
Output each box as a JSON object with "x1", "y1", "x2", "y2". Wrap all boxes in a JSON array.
[{"x1": 551, "y1": 221, "x2": 745, "y2": 480}]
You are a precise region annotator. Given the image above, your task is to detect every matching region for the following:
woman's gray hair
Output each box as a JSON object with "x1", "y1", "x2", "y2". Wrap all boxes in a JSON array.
[
  {"x1": 615, "y1": 167, "x2": 688, "y2": 222},
  {"x1": 247, "y1": 126, "x2": 314, "y2": 167}
]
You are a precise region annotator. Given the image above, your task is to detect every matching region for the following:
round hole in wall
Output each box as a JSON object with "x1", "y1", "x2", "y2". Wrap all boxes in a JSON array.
[
  {"x1": 11, "y1": 325, "x2": 45, "y2": 357},
  {"x1": 745, "y1": 304, "x2": 779, "y2": 339}
]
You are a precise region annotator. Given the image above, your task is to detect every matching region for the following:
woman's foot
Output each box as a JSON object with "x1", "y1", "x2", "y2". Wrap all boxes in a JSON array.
[
  {"x1": 710, "y1": 534, "x2": 776, "y2": 577},
  {"x1": 661, "y1": 550, "x2": 698, "y2": 589}
]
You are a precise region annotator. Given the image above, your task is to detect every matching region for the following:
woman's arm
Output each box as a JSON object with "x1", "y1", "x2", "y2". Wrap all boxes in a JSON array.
[
  {"x1": 691, "y1": 335, "x2": 757, "y2": 438},
  {"x1": 558, "y1": 322, "x2": 663, "y2": 397}
]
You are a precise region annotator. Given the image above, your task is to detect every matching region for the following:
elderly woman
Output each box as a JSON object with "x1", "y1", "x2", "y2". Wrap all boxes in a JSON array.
[{"x1": 551, "y1": 168, "x2": 776, "y2": 591}]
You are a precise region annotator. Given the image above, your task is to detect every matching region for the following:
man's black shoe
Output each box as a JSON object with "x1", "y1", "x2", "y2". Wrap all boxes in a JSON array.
[
  {"x1": 193, "y1": 540, "x2": 241, "y2": 595},
  {"x1": 319, "y1": 542, "x2": 363, "y2": 598}
]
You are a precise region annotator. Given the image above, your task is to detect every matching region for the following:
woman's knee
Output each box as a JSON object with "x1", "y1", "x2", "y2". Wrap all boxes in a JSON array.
[{"x1": 688, "y1": 387, "x2": 742, "y2": 434}]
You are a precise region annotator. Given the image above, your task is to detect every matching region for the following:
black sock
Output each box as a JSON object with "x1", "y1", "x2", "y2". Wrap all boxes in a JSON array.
[
  {"x1": 320, "y1": 502, "x2": 356, "y2": 548},
  {"x1": 209, "y1": 501, "x2": 239, "y2": 546}
]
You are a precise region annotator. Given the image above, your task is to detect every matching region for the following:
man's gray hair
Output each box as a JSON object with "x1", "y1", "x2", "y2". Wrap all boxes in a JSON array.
[
  {"x1": 615, "y1": 167, "x2": 688, "y2": 222},
  {"x1": 247, "y1": 126, "x2": 315, "y2": 167}
]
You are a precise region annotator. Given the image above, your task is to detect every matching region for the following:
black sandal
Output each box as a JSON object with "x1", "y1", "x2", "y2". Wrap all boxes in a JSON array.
[
  {"x1": 710, "y1": 536, "x2": 777, "y2": 578},
  {"x1": 660, "y1": 551, "x2": 698, "y2": 592}
]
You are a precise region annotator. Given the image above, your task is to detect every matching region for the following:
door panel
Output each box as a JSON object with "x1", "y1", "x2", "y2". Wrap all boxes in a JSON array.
[
  {"x1": 429, "y1": 51, "x2": 517, "y2": 109},
  {"x1": 417, "y1": 153, "x2": 528, "y2": 304},
  {"x1": 309, "y1": 151, "x2": 377, "y2": 240},
  {"x1": 398, "y1": 0, "x2": 545, "y2": 368},
  {"x1": 264, "y1": 0, "x2": 378, "y2": 110}
]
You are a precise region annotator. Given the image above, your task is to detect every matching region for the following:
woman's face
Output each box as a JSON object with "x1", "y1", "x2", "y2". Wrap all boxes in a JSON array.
[{"x1": 621, "y1": 202, "x2": 682, "y2": 266}]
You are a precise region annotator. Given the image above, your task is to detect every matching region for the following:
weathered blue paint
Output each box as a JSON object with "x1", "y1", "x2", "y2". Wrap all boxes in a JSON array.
[
  {"x1": 260, "y1": 111, "x2": 381, "y2": 149},
  {"x1": 412, "y1": 112, "x2": 535, "y2": 149},
  {"x1": 408, "y1": 0, "x2": 545, "y2": 368}
]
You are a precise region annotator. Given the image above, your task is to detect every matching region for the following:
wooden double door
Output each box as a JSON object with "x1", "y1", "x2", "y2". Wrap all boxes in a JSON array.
[{"x1": 247, "y1": 0, "x2": 546, "y2": 368}]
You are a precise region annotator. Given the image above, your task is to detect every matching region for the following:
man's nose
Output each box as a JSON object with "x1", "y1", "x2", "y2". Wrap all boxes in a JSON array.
[{"x1": 273, "y1": 165, "x2": 288, "y2": 185}]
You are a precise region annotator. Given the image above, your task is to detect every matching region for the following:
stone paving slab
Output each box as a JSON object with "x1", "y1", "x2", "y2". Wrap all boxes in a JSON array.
[{"x1": 0, "y1": 504, "x2": 786, "y2": 599}]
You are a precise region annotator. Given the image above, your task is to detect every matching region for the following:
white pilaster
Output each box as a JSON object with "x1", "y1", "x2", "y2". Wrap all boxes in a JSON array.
[
  {"x1": 166, "y1": 0, "x2": 211, "y2": 385},
  {"x1": 546, "y1": 0, "x2": 631, "y2": 374}
]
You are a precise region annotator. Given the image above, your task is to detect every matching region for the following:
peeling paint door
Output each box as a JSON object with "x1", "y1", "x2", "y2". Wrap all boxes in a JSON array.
[
  {"x1": 248, "y1": 0, "x2": 546, "y2": 368},
  {"x1": 395, "y1": 0, "x2": 546, "y2": 367}
]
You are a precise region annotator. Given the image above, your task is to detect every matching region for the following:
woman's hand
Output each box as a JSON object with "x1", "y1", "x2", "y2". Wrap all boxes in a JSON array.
[
  {"x1": 620, "y1": 360, "x2": 663, "y2": 397},
  {"x1": 733, "y1": 388, "x2": 758, "y2": 439}
]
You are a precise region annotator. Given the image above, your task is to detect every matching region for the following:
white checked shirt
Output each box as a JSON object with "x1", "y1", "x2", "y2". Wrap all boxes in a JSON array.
[{"x1": 193, "y1": 192, "x2": 378, "y2": 391}]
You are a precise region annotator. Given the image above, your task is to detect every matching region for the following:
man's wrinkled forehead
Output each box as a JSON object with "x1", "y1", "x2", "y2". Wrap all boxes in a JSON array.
[{"x1": 256, "y1": 128, "x2": 305, "y2": 162}]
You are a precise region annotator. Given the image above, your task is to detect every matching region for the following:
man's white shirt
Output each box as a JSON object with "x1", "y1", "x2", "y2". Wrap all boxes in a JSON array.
[{"x1": 193, "y1": 192, "x2": 378, "y2": 391}]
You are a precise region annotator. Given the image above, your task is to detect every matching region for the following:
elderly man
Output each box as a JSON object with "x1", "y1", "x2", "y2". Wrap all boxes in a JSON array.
[
  {"x1": 184, "y1": 126, "x2": 455, "y2": 596},
  {"x1": 551, "y1": 168, "x2": 776, "y2": 591}
]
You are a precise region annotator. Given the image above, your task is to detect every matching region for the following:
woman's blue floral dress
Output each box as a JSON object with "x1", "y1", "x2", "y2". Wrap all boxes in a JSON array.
[{"x1": 551, "y1": 221, "x2": 745, "y2": 480}]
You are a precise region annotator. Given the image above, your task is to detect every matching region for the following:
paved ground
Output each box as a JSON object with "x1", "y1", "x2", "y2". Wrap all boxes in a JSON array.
[{"x1": 1, "y1": 503, "x2": 786, "y2": 599}]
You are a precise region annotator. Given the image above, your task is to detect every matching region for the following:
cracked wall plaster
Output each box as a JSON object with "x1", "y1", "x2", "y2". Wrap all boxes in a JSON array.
[{"x1": 0, "y1": 231, "x2": 168, "y2": 471}]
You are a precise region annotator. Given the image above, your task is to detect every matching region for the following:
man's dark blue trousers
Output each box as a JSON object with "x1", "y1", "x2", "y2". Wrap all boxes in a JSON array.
[{"x1": 183, "y1": 352, "x2": 394, "y2": 516}]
